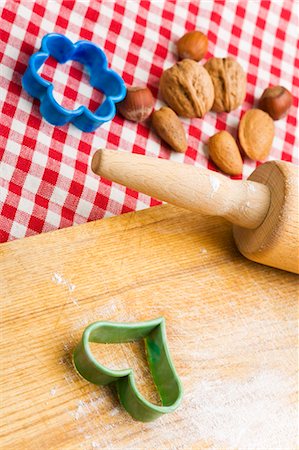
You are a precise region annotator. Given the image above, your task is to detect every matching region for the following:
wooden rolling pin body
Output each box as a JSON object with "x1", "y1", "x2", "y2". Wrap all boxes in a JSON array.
[{"x1": 92, "y1": 150, "x2": 299, "y2": 274}]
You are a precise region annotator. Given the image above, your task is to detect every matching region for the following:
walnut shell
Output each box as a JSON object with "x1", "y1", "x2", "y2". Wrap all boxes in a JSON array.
[
  {"x1": 238, "y1": 109, "x2": 275, "y2": 161},
  {"x1": 204, "y1": 57, "x2": 246, "y2": 112},
  {"x1": 159, "y1": 59, "x2": 214, "y2": 118}
]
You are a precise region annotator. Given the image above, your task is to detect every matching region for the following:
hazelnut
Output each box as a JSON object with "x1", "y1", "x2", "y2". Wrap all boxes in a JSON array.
[
  {"x1": 160, "y1": 59, "x2": 214, "y2": 118},
  {"x1": 117, "y1": 86, "x2": 154, "y2": 122},
  {"x1": 208, "y1": 131, "x2": 243, "y2": 175},
  {"x1": 151, "y1": 107, "x2": 187, "y2": 153},
  {"x1": 258, "y1": 86, "x2": 293, "y2": 120},
  {"x1": 204, "y1": 57, "x2": 246, "y2": 112},
  {"x1": 177, "y1": 30, "x2": 208, "y2": 62},
  {"x1": 238, "y1": 109, "x2": 275, "y2": 161}
]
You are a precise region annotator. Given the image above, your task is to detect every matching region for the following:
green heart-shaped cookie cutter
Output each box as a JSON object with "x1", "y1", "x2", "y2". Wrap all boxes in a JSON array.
[{"x1": 73, "y1": 317, "x2": 183, "y2": 422}]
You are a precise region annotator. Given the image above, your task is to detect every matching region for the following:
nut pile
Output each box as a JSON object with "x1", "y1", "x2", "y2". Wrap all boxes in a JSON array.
[{"x1": 117, "y1": 29, "x2": 293, "y2": 175}]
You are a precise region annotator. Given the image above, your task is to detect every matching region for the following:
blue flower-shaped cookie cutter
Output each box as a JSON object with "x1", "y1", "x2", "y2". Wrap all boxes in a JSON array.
[{"x1": 22, "y1": 33, "x2": 126, "y2": 132}]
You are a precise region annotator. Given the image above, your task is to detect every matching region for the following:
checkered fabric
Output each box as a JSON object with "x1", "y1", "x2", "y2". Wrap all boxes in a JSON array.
[{"x1": 1, "y1": 1, "x2": 298, "y2": 243}]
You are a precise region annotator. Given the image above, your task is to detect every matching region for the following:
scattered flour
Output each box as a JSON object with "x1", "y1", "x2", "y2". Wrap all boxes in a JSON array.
[
  {"x1": 209, "y1": 175, "x2": 220, "y2": 198},
  {"x1": 52, "y1": 272, "x2": 78, "y2": 306},
  {"x1": 199, "y1": 247, "x2": 208, "y2": 254},
  {"x1": 177, "y1": 370, "x2": 297, "y2": 450},
  {"x1": 64, "y1": 373, "x2": 76, "y2": 385},
  {"x1": 52, "y1": 272, "x2": 64, "y2": 284},
  {"x1": 52, "y1": 272, "x2": 76, "y2": 293},
  {"x1": 66, "y1": 363, "x2": 296, "y2": 449},
  {"x1": 70, "y1": 397, "x2": 104, "y2": 422},
  {"x1": 74, "y1": 401, "x2": 87, "y2": 420},
  {"x1": 109, "y1": 407, "x2": 120, "y2": 417},
  {"x1": 72, "y1": 296, "x2": 134, "y2": 332},
  {"x1": 50, "y1": 387, "x2": 57, "y2": 396}
]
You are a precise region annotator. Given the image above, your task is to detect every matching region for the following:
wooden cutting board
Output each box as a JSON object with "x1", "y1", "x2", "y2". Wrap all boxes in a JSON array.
[{"x1": 1, "y1": 204, "x2": 297, "y2": 450}]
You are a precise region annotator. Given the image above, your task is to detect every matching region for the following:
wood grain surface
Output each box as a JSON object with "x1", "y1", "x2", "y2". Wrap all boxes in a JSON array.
[{"x1": 1, "y1": 205, "x2": 298, "y2": 450}]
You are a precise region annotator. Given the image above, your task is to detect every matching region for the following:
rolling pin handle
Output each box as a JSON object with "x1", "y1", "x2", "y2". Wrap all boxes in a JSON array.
[{"x1": 91, "y1": 149, "x2": 271, "y2": 229}]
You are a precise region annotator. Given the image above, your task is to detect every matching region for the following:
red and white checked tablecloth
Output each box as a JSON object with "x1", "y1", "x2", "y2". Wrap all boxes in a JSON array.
[{"x1": 1, "y1": 0, "x2": 298, "y2": 243}]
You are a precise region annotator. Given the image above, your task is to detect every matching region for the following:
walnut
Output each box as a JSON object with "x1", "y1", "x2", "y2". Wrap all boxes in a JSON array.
[
  {"x1": 204, "y1": 57, "x2": 246, "y2": 112},
  {"x1": 159, "y1": 59, "x2": 214, "y2": 118}
]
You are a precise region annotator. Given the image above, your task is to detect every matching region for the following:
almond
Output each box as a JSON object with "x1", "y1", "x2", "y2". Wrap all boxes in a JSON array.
[
  {"x1": 151, "y1": 107, "x2": 187, "y2": 153},
  {"x1": 238, "y1": 109, "x2": 275, "y2": 161},
  {"x1": 208, "y1": 131, "x2": 243, "y2": 175}
]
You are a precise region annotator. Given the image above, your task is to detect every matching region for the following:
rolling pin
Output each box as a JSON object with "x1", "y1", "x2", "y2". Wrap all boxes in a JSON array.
[{"x1": 91, "y1": 150, "x2": 299, "y2": 274}]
